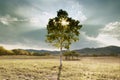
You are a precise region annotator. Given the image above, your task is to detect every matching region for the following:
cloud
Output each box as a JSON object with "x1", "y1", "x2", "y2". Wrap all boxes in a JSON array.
[
  {"x1": 85, "y1": 21, "x2": 120, "y2": 46},
  {"x1": 0, "y1": 43, "x2": 31, "y2": 50},
  {"x1": 15, "y1": 0, "x2": 87, "y2": 28},
  {"x1": 65, "y1": 1, "x2": 87, "y2": 22},
  {"x1": 0, "y1": 0, "x2": 87, "y2": 27},
  {"x1": 0, "y1": 14, "x2": 50, "y2": 27},
  {"x1": 0, "y1": 15, "x2": 18, "y2": 25},
  {"x1": 0, "y1": 0, "x2": 119, "y2": 50},
  {"x1": 0, "y1": 28, "x2": 57, "y2": 50},
  {"x1": 28, "y1": 11, "x2": 55, "y2": 28},
  {"x1": 0, "y1": 15, "x2": 29, "y2": 25},
  {"x1": 101, "y1": 22, "x2": 120, "y2": 39},
  {"x1": 0, "y1": 40, "x2": 57, "y2": 51}
]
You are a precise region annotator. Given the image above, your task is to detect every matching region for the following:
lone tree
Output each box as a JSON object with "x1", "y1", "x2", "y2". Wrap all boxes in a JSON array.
[{"x1": 46, "y1": 9, "x2": 82, "y2": 77}]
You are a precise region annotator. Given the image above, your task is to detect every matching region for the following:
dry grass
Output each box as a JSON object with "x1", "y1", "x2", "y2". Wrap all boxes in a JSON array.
[{"x1": 0, "y1": 56, "x2": 120, "y2": 80}]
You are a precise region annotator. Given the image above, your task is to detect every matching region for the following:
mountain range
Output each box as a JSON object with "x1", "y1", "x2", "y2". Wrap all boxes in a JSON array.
[{"x1": 26, "y1": 46, "x2": 120, "y2": 56}]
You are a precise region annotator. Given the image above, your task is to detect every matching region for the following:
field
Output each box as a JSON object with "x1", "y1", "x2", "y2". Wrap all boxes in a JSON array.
[{"x1": 0, "y1": 56, "x2": 120, "y2": 80}]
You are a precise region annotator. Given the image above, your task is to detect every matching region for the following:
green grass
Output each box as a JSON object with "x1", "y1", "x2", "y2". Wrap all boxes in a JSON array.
[{"x1": 0, "y1": 56, "x2": 120, "y2": 80}]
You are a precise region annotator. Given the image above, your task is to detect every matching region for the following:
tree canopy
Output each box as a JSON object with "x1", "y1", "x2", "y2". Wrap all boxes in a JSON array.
[{"x1": 46, "y1": 9, "x2": 82, "y2": 50}]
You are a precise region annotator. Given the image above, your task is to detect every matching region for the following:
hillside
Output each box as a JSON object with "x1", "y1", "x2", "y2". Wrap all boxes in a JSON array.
[
  {"x1": 26, "y1": 46, "x2": 120, "y2": 56},
  {"x1": 26, "y1": 49, "x2": 59, "y2": 54},
  {"x1": 75, "y1": 46, "x2": 120, "y2": 56},
  {"x1": 0, "y1": 46, "x2": 120, "y2": 56}
]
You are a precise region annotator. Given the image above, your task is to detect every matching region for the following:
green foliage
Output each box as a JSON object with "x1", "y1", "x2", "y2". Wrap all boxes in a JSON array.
[
  {"x1": 33, "y1": 52, "x2": 50, "y2": 56},
  {"x1": 0, "y1": 46, "x2": 7, "y2": 55},
  {"x1": 63, "y1": 51, "x2": 80, "y2": 60},
  {"x1": 12, "y1": 49, "x2": 30, "y2": 55},
  {"x1": 0, "y1": 46, "x2": 14, "y2": 55},
  {"x1": 0, "y1": 46, "x2": 51, "y2": 56},
  {"x1": 46, "y1": 9, "x2": 82, "y2": 49}
]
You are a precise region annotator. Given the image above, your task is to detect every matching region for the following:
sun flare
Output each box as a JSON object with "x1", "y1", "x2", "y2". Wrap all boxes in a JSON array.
[{"x1": 61, "y1": 19, "x2": 69, "y2": 26}]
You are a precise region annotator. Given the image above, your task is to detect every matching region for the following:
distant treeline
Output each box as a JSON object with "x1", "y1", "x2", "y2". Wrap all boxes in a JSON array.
[{"x1": 0, "y1": 46, "x2": 50, "y2": 56}]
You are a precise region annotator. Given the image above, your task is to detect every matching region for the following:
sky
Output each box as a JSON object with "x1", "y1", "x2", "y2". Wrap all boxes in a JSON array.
[{"x1": 0, "y1": 0, "x2": 120, "y2": 50}]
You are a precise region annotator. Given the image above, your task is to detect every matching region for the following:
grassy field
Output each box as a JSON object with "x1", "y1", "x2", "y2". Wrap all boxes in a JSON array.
[{"x1": 0, "y1": 56, "x2": 120, "y2": 80}]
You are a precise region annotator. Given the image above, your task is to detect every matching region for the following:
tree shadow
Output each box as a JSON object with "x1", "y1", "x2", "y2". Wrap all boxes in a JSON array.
[{"x1": 57, "y1": 64, "x2": 62, "y2": 80}]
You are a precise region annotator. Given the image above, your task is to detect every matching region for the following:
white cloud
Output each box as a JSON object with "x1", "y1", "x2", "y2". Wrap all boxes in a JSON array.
[
  {"x1": 77, "y1": 11, "x2": 87, "y2": 21},
  {"x1": 15, "y1": 0, "x2": 87, "y2": 28},
  {"x1": 28, "y1": 11, "x2": 55, "y2": 27},
  {"x1": 0, "y1": 15, "x2": 18, "y2": 25},
  {"x1": 85, "y1": 21, "x2": 120, "y2": 46},
  {"x1": 0, "y1": 43, "x2": 30, "y2": 50},
  {"x1": 0, "y1": 0, "x2": 88, "y2": 50},
  {"x1": 64, "y1": 0, "x2": 87, "y2": 22},
  {"x1": 29, "y1": 17, "x2": 41, "y2": 25},
  {"x1": 101, "y1": 21, "x2": 120, "y2": 39},
  {"x1": 0, "y1": 15, "x2": 29, "y2": 25},
  {"x1": 0, "y1": 43, "x2": 58, "y2": 51}
]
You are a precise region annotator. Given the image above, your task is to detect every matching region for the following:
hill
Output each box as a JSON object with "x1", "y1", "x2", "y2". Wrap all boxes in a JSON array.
[
  {"x1": 0, "y1": 45, "x2": 120, "y2": 56},
  {"x1": 75, "y1": 46, "x2": 120, "y2": 56},
  {"x1": 25, "y1": 46, "x2": 120, "y2": 56},
  {"x1": 26, "y1": 49, "x2": 59, "y2": 54}
]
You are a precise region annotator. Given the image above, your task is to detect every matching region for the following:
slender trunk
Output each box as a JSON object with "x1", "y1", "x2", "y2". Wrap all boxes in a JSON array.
[
  {"x1": 60, "y1": 46, "x2": 62, "y2": 66},
  {"x1": 72, "y1": 56, "x2": 73, "y2": 60},
  {"x1": 57, "y1": 43, "x2": 62, "y2": 80},
  {"x1": 66, "y1": 56, "x2": 68, "y2": 60},
  {"x1": 65, "y1": 56, "x2": 67, "y2": 60}
]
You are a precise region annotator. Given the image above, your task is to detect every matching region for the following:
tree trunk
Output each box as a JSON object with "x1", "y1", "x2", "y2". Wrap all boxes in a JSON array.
[
  {"x1": 57, "y1": 44, "x2": 62, "y2": 80},
  {"x1": 65, "y1": 56, "x2": 67, "y2": 60},
  {"x1": 72, "y1": 56, "x2": 73, "y2": 60},
  {"x1": 60, "y1": 46, "x2": 62, "y2": 67}
]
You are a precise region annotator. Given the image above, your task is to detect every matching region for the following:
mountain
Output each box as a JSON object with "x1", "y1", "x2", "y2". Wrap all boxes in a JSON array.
[
  {"x1": 75, "y1": 46, "x2": 120, "y2": 56},
  {"x1": 26, "y1": 46, "x2": 120, "y2": 56},
  {"x1": 1, "y1": 45, "x2": 120, "y2": 56},
  {"x1": 26, "y1": 49, "x2": 59, "y2": 54}
]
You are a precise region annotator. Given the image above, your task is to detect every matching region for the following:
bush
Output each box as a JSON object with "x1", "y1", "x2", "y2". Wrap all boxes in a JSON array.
[{"x1": 63, "y1": 51, "x2": 80, "y2": 60}]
